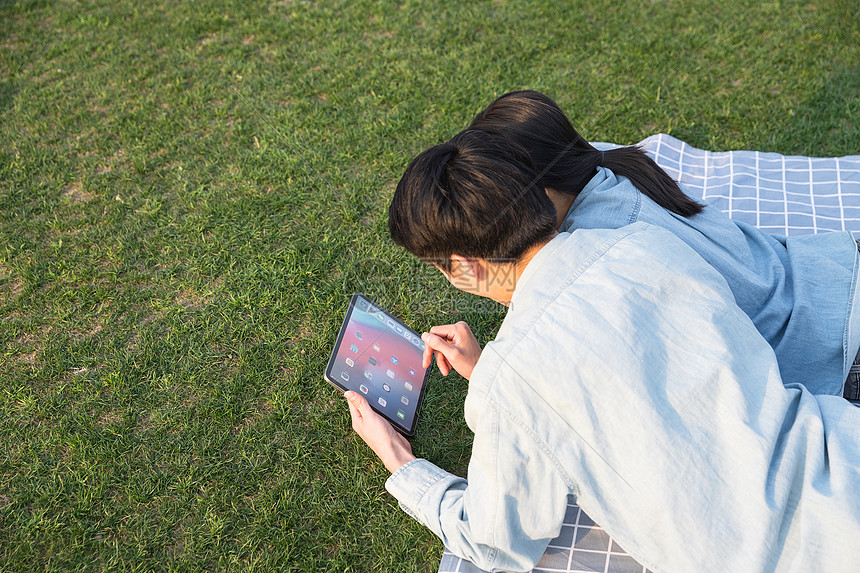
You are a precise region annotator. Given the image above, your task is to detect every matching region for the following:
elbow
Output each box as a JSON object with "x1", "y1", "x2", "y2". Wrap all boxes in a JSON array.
[{"x1": 447, "y1": 540, "x2": 545, "y2": 573}]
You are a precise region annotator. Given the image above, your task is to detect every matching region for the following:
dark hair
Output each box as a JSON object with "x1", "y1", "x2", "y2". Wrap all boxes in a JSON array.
[
  {"x1": 388, "y1": 129, "x2": 557, "y2": 272},
  {"x1": 469, "y1": 90, "x2": 704, "y2": 217}
]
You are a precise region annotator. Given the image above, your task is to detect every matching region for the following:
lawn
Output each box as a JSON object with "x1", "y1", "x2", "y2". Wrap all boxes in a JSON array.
[{"x1": 0, "y1": 0, "x2": 857, "y2": 571}]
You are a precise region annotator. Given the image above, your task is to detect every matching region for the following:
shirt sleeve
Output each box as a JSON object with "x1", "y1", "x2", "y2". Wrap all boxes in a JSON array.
[{"x1": 385, "y1": 394, "x2": 570, "y2": 572}]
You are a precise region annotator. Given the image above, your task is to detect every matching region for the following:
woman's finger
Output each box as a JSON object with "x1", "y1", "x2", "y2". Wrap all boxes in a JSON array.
[
  {"x1": 429, "y1": 323, "x2": 459, "y2": 341},
  {"x1": 436, "y1": 351, "x2": 451, "y2": 375},
  {"x1": 423, "y1": 341, "x2": 435, "y2": 368}
]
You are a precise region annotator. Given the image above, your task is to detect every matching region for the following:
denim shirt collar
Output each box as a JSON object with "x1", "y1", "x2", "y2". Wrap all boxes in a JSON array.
[{"x1": 565, "y1": 166, "x2": 613, "y2": 222}]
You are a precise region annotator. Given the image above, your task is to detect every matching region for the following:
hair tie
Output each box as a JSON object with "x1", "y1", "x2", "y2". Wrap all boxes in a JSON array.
[
  {"x1": 437, "y1": 144, "x2": 459, "y2": 199},
  {"x1": 439, "y1": 144, "x2": 458, "y2": 168}
]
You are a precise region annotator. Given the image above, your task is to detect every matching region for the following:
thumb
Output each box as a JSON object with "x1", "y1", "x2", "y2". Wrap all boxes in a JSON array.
[{"x1": 345, "y1": 391, "x2": 367, "y2": 412}]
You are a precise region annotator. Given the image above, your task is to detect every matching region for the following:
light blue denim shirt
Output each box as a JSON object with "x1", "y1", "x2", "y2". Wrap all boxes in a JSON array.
[
  {"x1": 561, "y1": 167, "x2": 860, "y2": 396},
  {"x1": 386, "y1": 225, "x2": 860, "y2": 572}
]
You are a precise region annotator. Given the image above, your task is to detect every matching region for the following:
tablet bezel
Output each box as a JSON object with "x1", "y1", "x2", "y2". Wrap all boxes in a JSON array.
[{"x1": 324, "y1": 293, "x2": 431, "y2": 437}]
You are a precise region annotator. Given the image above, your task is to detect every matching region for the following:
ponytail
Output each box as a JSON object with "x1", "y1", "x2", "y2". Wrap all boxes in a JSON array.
[
  {"x1": 601, "y1": 146, "x2": 703, "y2": 217},
  {"x1": 469, "y1": 90, "x2": 704, "y2": 218}
]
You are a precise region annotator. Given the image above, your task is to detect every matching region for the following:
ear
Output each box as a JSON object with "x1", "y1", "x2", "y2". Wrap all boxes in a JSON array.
[{"x1": 450, "y1": 254, "x2": 487, "y2": 281}]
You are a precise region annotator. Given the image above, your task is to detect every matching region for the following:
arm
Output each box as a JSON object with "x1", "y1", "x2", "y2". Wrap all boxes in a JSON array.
[
  {"x1": 346, "y1": 323, "x2": 569, "y2": 570},
  {"x1": 385, "y1": 389, "x2": 570, "y2": 571}
]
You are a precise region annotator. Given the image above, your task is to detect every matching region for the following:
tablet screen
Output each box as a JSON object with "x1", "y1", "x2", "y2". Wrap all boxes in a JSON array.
[{"x1": 325, "y1": 293, "x2": 430, "y2": 436}]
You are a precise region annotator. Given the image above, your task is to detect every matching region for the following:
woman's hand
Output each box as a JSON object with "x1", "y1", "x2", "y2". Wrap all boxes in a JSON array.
[
  {"x1": 421, "y1": 321, "x2": 482, "y2": 380},
  {"x1": 345, "y1": 391, "x2": 415, "y2": 474}
]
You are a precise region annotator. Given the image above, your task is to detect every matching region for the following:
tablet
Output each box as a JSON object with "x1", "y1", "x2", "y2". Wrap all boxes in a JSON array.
[{"x1": 325, "y1": 293, "x2": 431, "y2": 437}]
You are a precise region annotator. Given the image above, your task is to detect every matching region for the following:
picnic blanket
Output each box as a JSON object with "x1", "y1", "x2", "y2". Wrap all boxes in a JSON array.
[{"x1": 438, "y1": 134, "x2": 860, "y2": 573}]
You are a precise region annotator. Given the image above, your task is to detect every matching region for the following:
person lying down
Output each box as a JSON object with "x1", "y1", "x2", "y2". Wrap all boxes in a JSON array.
[{"x1": 343, "y1": 127, "x2": 860, "y2": 572}]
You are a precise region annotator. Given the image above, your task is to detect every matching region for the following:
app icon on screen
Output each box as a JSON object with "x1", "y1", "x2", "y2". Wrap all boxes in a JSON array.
[
  {"x1": 404, "y1": 381, "x2": 413, "y2": 391},
  {"x1": 409, "y1": 369, "x2": 416, "y2": 376},
  {"x1": 358, "y1": 300, "x2": 368, "y2": 310},
  {"x1": 368, "y1": 357, "x2": 377, "y2": 366},
  {"x1": 382, "y1": 383, "x2": 391, "y2": 392},
  {"x1": 387, "y1": 319, "x2": 395, "y2": 329},
  {"x1": 341, "y1": 372, "x2": 349, "y2": 382},
  {"x1": 391, "y1": 356, "x2": 398, "y2": 365},
  {"x1": 397, "y1": 410, "x2": 405, "y2": 420},
  {"x1": 355, "y1": 331, "x2": 363, "y2": 340},
  {"x1": 364, "y1": 370, "x2": 372, "y2": 380},
  {"x1": 345, "y1": 358, "x2": 354, "y2": 367},
  {"x1": 396, "y1": 326, "x2": 403, "y2": 334},
  {"x1": 373, "y1": 344, "x2": 380, "y2": 352},
  {"x1": 378, "y1": 397, "x2": 387, "y2": 407},
  {"x1": 360, "y1": 384, "x2": 368, "y2": 394},
  {"x1": 350, "y1": 344, "x2": 358, "y2": 353},
  {"x1": 386, "y1": 369, "x2": 395, "y2": 379},
  {"x1": 376, "y1": 312, "x2": 385, "y2": 321},
  {"x1": 401, "y1": 396, "x2": 409, "y2": 405},
  {"x1": 412, "y1": 336, "x2": 421, "y2": 345}
]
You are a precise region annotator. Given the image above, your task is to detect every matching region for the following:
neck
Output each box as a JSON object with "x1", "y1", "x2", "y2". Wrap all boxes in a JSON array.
[
  {"x1": 494, "y1": 233, "x2": 557, "y2": 306},
  {"x1": 515, "y1": 238, "x2": 550, "y2": 277},
  {"x1": 546, "y1": 188, "x2": 575, "y2": 229}
]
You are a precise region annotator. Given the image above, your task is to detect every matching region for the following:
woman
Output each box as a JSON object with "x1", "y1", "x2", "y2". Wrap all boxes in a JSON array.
[
  {"x1": 352, "y1": 128, "x2": 860, "y2": 572},
  {"x1": 468, "y1": 90, "x2": 860, "y2": 399}
]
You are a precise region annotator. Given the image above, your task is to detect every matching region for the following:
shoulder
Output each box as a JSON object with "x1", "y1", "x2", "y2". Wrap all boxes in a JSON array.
[
  {"x1": 476, "y1": 224, "x2": 733, "y2": 375},
  {"x1": 551, "y1": 223, "x2": 691, "y2": 273},
  {"x1": 561, "y1": 224, "x2": 734, "y2": 303}
]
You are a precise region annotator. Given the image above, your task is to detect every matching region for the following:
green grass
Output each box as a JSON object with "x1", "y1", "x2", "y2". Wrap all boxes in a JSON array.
[{"x1": 0, "y1": 0, "x2": 857, "y2": 570}]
